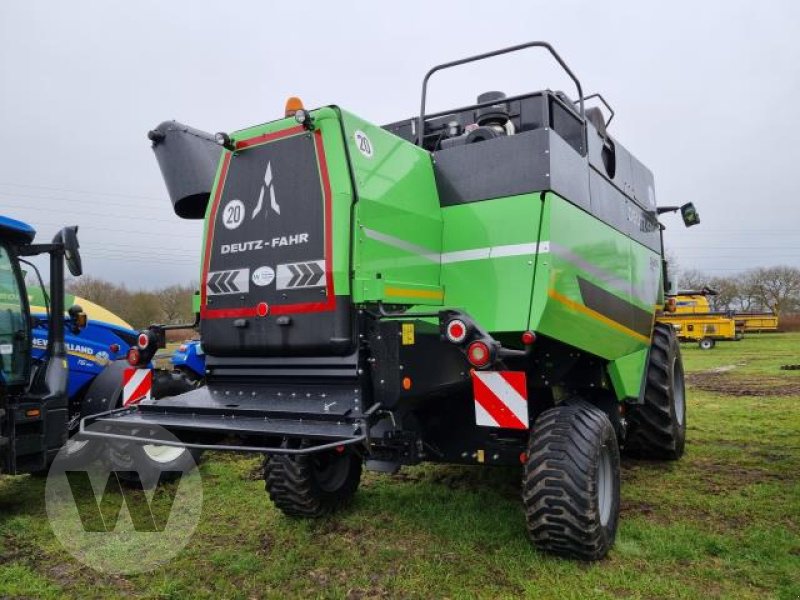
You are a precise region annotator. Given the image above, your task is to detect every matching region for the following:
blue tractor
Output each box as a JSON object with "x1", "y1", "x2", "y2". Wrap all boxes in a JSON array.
[
  {"x1": 27, "y1": 290, "x2": 204, "y2": 470},
  {"x1": 170, "y1": 339, "x2": 205, "y2": 385},
  {"x1": 0, "y1": 215, "x2": 82, "y2": 474},
  {"x1": 0, "y1": 212, "x2": 203, "y2": 477}
]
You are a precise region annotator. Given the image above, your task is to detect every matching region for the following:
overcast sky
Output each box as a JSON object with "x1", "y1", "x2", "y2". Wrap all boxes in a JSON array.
[{"x1": 1, "y1": 1, "x2": 799, "y2": 288}]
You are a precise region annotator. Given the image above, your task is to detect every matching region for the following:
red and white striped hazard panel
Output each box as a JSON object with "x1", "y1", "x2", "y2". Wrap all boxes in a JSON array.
[
  {"x1": 472, "y1": 371, "x2": 529, "y2": 430},
  {"x1": 123, "y1": 367, "x2": 153, "y2": 406}
]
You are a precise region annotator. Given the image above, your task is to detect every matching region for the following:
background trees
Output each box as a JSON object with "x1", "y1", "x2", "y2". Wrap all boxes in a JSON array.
[
  {"x1": 66, "y1": 277, "x2": 196, "y2": 328},
  {"x1": 676, "y1": 265, "x2": 800, "y2": 322},
  {"x1": 56, "y1": 265, "x2": 800, "y2": 331}
]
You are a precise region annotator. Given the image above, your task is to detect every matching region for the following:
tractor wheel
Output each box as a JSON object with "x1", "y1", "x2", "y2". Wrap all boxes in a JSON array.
[
  {"x1": 522, "y1": 402, "x2": 621, "y2": 560},
  {"x1": 625, "y1": 324, "x2": 687, "y2": 460},
  {"x1": 698, "y1": 337, "x2": 715, "y2": 350},
  {"x1": 108, "y1": 439, "x2": 203, "y2": 489},
  {"x1": 58, "y1": 410, "x2": 101, "y2": 469},
  {"x1": 108, "y1": 369, "x2": 204, "y2": 489},
  {"x1": 264, "y1": 444, "x2": 362, "y2": 518},
  {"x1": 172, "y1": 366, "x2": 205, "y2": 387}
]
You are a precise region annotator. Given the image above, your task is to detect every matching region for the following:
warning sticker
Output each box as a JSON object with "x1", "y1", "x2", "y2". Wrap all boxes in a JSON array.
[{"x1": 401, "y1": 323, "x2": 415, "y2": 345}]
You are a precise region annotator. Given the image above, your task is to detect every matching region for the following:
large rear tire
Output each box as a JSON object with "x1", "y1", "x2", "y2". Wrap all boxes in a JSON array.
[
  {"x1": 522, "y1": 402, "x2": 621, "y2": 561},
  {"x1": 625, "y1": 323, "x2": 687, "y2": 460},
  {"x1": 264, "y1": 445, "x2": 362, "y2": 518}
]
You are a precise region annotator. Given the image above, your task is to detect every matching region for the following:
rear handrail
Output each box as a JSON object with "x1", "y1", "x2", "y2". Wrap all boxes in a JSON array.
[
  {"x1": 78, "y1": 428, "x2": 367, "y2": 455},
  {"x1": 577, "y1": 93, "x2": 615, "y2": 128},
  {"x1": 418, "y1": 41, "x2": 586, "y2": 151},
  {"x1": 79, "y1": 407, "x2": 367, "y2": 455}
]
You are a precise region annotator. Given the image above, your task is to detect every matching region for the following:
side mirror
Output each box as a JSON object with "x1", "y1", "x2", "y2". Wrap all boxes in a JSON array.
[
  {"x1": 68, "y1": 304, "x2": 87, "y2": 332},
  {"x1": 680, "y1": 202, "x2": 700, "y2": 227},
  {"x1": 56, "y1": 226, "x2": 82, "y2": 276}
]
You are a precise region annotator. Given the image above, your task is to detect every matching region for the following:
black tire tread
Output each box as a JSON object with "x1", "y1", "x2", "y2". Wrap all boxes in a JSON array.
[
  {"x1": 625, "y1": 323, "x2": 686, "y2": 460},
  {"x1": 264, "y1": 450, "x2": 361, "y2": 518},
  {"x1": 522, "y1": 402, "x2": 620, "y2": 561}
]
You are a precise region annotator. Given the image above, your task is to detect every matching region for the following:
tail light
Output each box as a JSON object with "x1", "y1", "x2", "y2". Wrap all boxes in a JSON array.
[
  {"x1": 445, "y1": 319, "x2": 468, "y2": 343},
  {"x1": 127, "y1": 347, "x2": 141, "y2": 366},
  {"x1": 467, "y1": 341, "x2": 492, "y2": 368},
  {"x1": 137, "y1": 332, "x2": 150, "y2": 349},
  {"x1": 665, "y1": 297, "x2": 677, "y2": 313},
  {"x1": 521, "y1": 330, "x2": 536, "y2": 345},
  {"x1": 109, "y1": 343, "x2": 120, "y2": 354}
]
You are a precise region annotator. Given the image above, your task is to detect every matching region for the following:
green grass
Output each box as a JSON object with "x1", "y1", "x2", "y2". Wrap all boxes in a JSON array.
[{"x1": 2, "y1": 334, "x2": 799, "y2": 599}]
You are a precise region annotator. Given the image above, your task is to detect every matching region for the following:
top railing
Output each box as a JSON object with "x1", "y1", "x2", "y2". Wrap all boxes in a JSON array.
[{"x1": 418, "y1": 41, "x2": 586, "y2": 153}]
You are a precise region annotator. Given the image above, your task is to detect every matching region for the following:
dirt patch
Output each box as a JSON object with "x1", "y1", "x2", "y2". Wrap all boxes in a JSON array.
[
  {"x1": 0, "y1": 533, "x2": 37, "y2": 565},
  {"x1": 709, "y1": 364, "x2": 740, "y2": 373},
  {"x1": 244, "y1": 461, "x2": 265, "y2": 481},
  {"x1": 690, "y1": 458, "x2": 790, "y2": 486},
  {"x1": 687, "y1": 372, "x2": 800, "y2": 396},
  {"x1": 620, "y1": 500, "x2": 659, "y2": 520},
  {"x1": 346, "y1": 586, "x2": 391, "y2": 600}
]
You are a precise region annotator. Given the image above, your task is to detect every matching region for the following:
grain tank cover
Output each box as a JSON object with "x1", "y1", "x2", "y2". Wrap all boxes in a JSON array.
[{"x1": 148, "y1": 121, "x2": 222, "y2": 219}]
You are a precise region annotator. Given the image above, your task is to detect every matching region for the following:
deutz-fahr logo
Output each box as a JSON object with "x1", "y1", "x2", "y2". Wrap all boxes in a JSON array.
[{"x1": 223, "y1": 161, "x2": 281, "y2": 230}]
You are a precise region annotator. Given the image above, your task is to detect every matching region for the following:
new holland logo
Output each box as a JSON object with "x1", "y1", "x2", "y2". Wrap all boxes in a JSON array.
[
  {"x1": 206, "y1": 269, "x2": 249, "y2": 295},
  {"x1": 276, "y1": 260, "x2": 325, "y2": 290}
]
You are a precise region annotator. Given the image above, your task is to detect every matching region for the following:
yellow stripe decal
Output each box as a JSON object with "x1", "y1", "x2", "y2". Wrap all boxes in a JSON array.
[
  {"x1": 548, "y1": 289, "x2": 651, "y2": 345},
  {"x1": 384, "y1": 286, "x2": 444, "y2": 301}
]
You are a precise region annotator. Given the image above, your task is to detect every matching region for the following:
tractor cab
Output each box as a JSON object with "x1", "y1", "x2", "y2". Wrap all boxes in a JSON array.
[{"x1": 0, "y1": 216, "x2": 82, "y2": 474}]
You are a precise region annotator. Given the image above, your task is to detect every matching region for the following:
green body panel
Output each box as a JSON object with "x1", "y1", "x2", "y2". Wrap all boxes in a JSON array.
[
  {"x1": 607, "y1": 347, "x2": 650, "y2": 400},
  {"x1": 340, "y1": 111, "x2": 444, "y2": 306},
  {"x1": 530, "y1": 193, "x2": 658, "y2": 358},
  {"x1": 198, "y1": 110, "x2": 663, "y2": 401},
  {"x1": 439, "y1": 194, "x2": 541, "y2": 332}
]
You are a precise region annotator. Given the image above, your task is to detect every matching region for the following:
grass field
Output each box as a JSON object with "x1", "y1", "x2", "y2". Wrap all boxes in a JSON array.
[{"x1": 1, "y1": 334, "x2": 799, "y2": 599}]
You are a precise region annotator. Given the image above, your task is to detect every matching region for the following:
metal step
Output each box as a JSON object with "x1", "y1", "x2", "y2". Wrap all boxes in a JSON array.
[{"x1": 80, "y1": 380, "x2": 371, "y2": 455}]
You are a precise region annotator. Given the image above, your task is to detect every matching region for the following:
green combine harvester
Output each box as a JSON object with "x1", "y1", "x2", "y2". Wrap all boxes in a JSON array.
[{"x1": 84, "y1": 42, "x2": 699, "y2": 559}]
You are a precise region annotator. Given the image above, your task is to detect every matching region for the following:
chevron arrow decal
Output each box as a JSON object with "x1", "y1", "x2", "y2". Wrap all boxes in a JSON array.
[
  {"x1": 206, "y1": 268, "x2": 249, "y2": 295},
  {"x1": 276, "y1": 260, "x2": 326, "y2": 290}
]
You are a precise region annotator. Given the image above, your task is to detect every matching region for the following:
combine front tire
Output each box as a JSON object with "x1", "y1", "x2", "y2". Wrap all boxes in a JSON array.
[
  {"x1": 625, "y1": 324, "x2": 687, "y2": 459},
  {"x1": 522, "y1": 403, "x2": 621, "y2": 560},
  {"x1": 264, "y1": 446, "x2": 362, "y2": 518}
]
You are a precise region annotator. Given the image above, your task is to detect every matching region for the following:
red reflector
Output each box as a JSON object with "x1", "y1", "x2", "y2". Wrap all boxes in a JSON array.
[
  {"x1": 256, "y1": 302, "x2": 269, "y2": 317},
  {"x1": 127, "y1": 347, "x2": 141, "y2": 366},
  {"x1": 467, "y1": 341, "x2": 491, "y2": 368},
  {"x1": 519, "y1": 452, "x2": 528, "y2": 464},
  {"x1": 109, "y1": 343, "x2": 120, "y2": 354},
  {"x1": 521, "y1": 331, "x2": 536, "y2": 345},
  {"x1": 446, "y1": 319, "x2": 467, "y2": 343},
  {"x1": 138, "y1": 333, "x2": 149, "y2": 348},
  {"x1": 335, "y1": 445, "x2": 345, "y2": 454}
]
